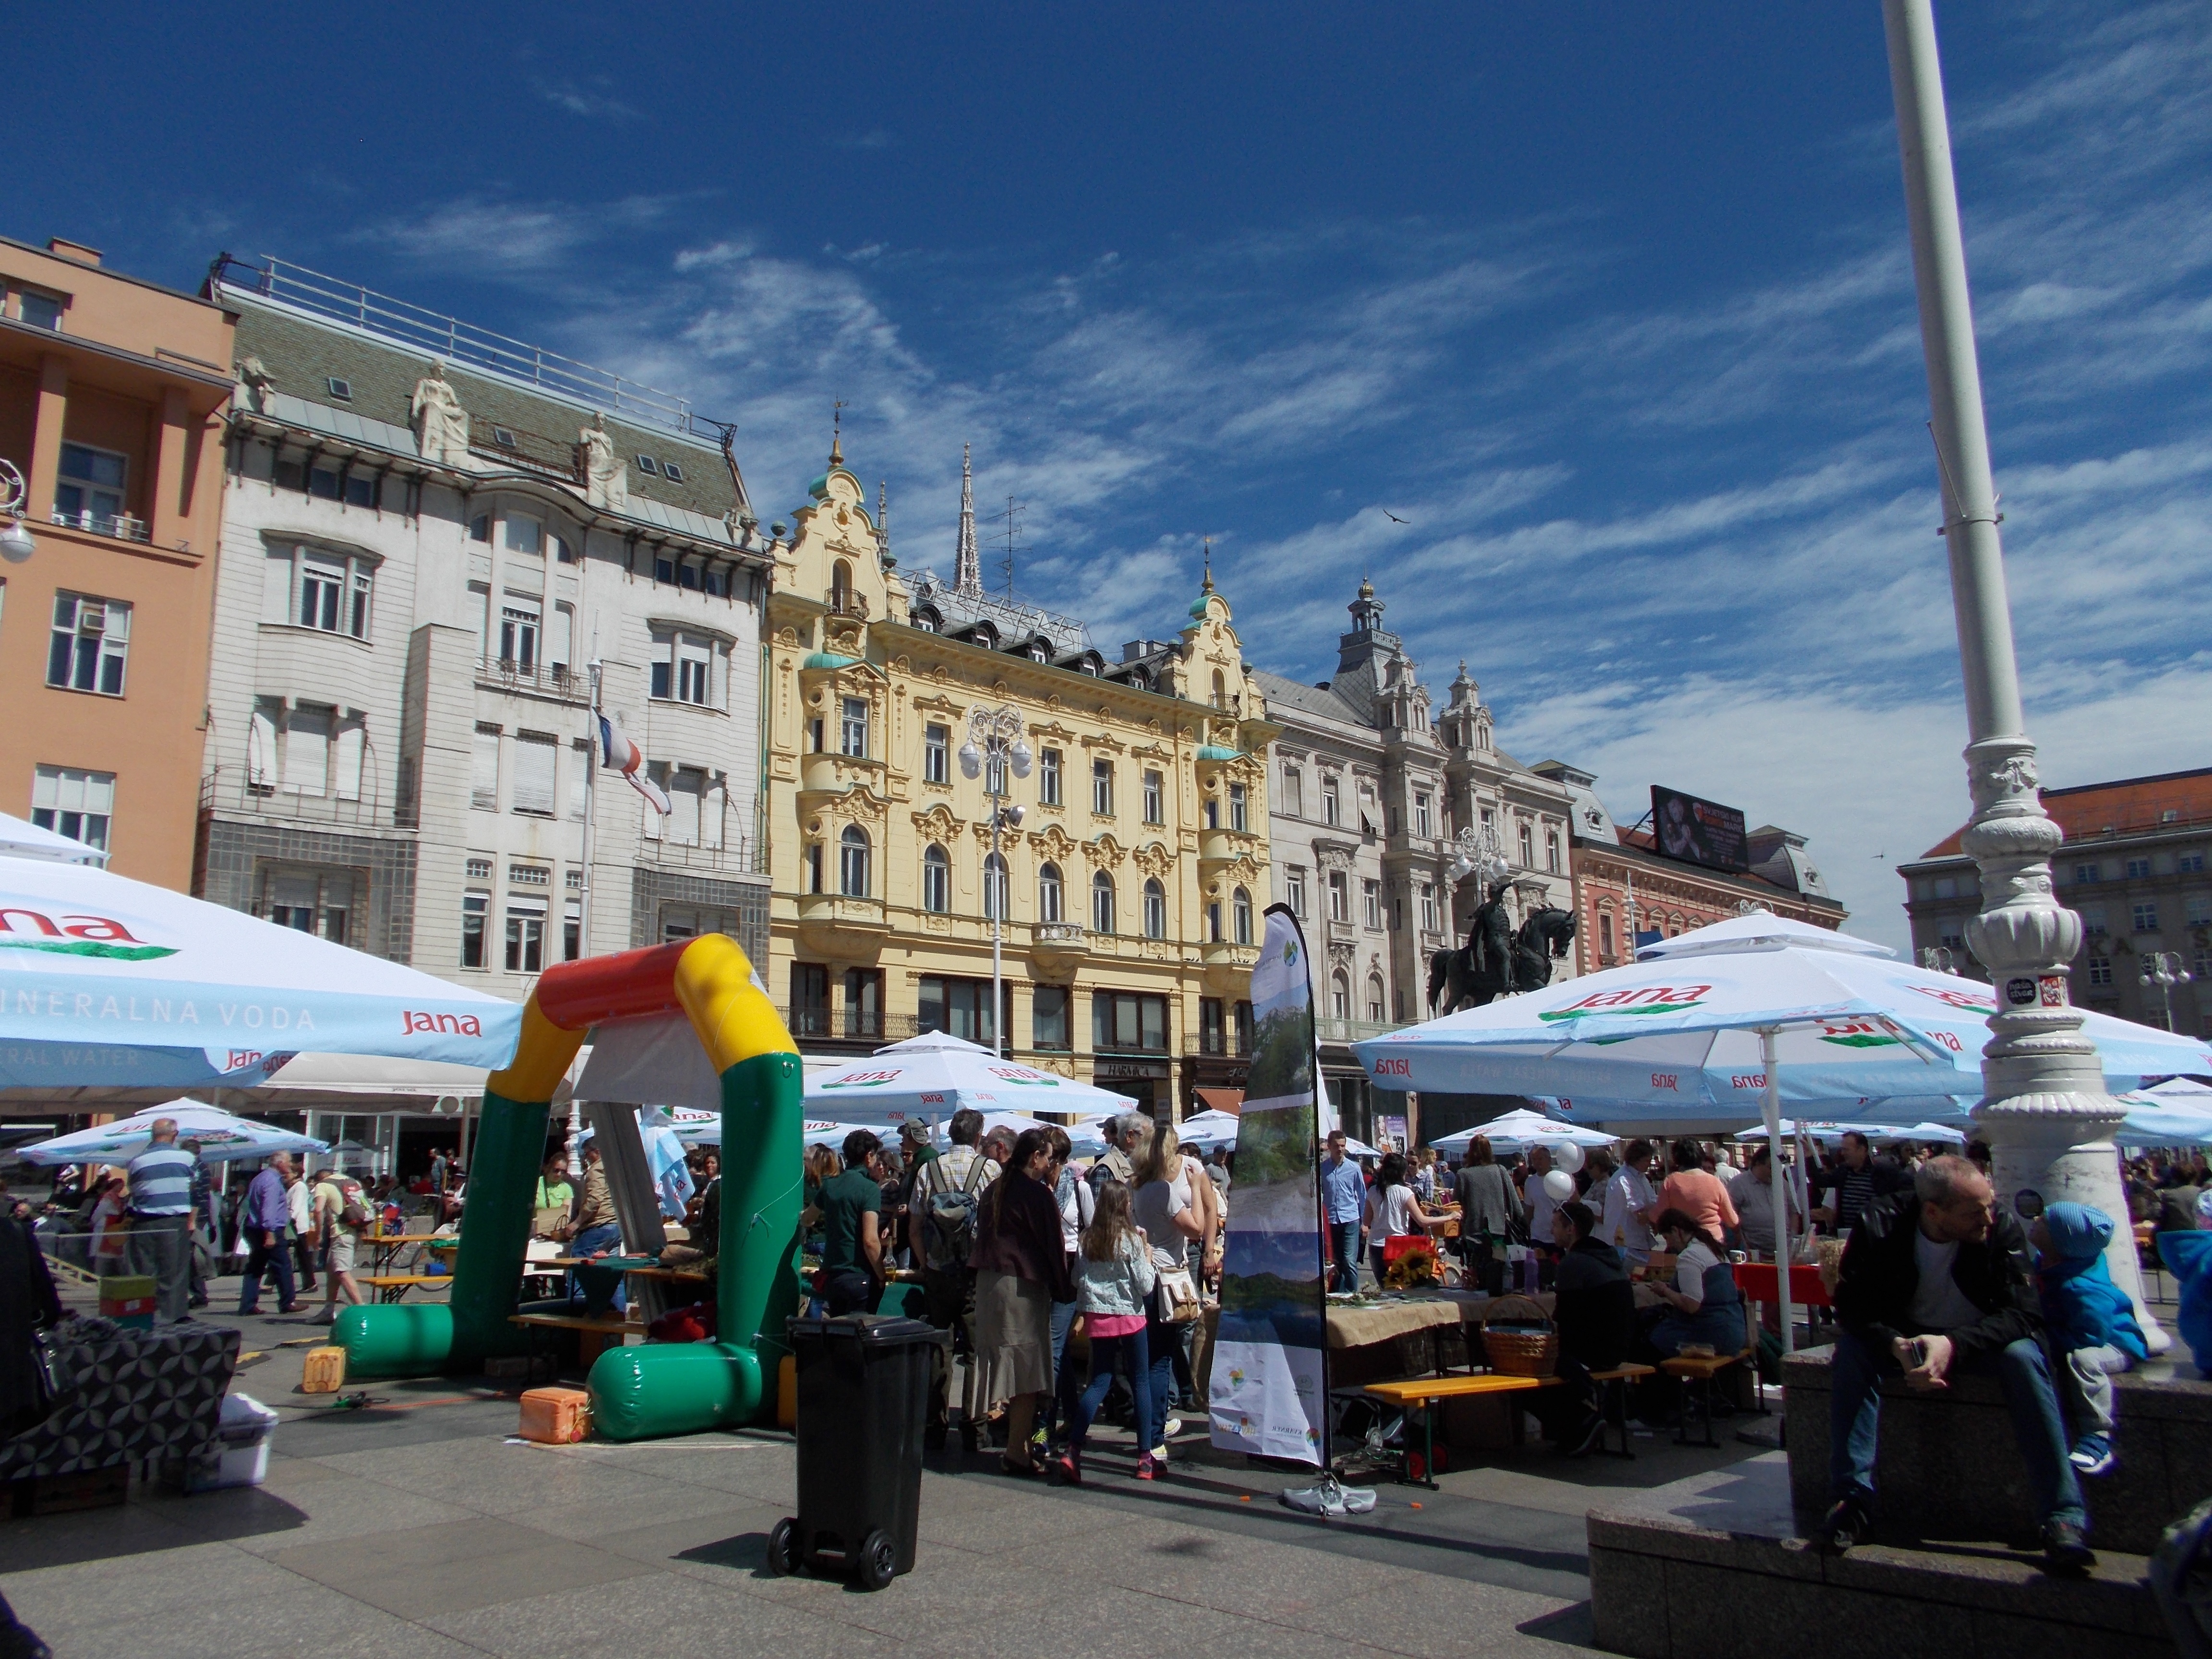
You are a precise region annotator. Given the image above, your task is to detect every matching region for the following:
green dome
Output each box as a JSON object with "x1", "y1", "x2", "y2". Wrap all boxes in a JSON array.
[
  {"x1": 1197, "y1": 744, "x2": 1242, "y2": 762},
  {"x1": 802, "y1": 651, "x2": 860, "y2": 671}
]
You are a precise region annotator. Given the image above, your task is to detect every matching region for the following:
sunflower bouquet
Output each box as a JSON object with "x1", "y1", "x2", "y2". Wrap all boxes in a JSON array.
[{"x1": 1381, "y1": 1238, "x2": 1443, "y2": 1290}]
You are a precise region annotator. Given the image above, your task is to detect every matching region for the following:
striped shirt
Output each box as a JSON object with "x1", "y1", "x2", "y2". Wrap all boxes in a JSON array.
[{"x1": 126, "y1": 1143, "x2": 198, "y2": 1216}]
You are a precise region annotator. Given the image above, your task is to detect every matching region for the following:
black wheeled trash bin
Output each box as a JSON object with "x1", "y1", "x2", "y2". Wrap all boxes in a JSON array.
[{"x1": 769, "y1": 1312, "x2": 947, "y2": 1591}]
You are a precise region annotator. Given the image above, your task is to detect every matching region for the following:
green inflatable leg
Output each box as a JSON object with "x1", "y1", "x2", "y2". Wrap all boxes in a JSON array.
[
  {"x1": 338, "y1": 1089, "x2": 549, "y2": 1378},
  {"x1": 589, "y1": 1050, "x2": 801, "y2": 1439}
]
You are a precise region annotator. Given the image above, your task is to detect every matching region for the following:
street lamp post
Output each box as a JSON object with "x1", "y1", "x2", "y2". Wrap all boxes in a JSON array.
[
  {"x1": 1446, "y1": 821, "x2": 1510, "y2": 932},
  {"x1": 2140, "y1": 951, "x2": 2194, "y2": 1034},
  {"x1": 1882, "y1": 0, "x2": 2164, "y2": 1345},
  {"x1": 0, "y1": 460, "x2": 36, "y2": 564},
  {"x1": 960, "y1": 706, "x2": 1031, "y2": 1058}
]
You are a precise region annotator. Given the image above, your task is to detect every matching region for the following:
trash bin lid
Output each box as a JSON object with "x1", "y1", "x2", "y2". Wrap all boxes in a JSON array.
[{"x1": 787, "y1": 1312, "x2": 949, "y2": 1348}]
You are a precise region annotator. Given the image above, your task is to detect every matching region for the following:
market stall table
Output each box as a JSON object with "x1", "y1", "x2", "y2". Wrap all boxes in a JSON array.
[{"x1": 362, "y1": 1274, "x2": 452, "y2": 1305}]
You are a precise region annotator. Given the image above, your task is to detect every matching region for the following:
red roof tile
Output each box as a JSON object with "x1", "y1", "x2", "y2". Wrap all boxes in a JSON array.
[{"x1": 1919, "y1": 767, "x2": 2212, "y2": 858}]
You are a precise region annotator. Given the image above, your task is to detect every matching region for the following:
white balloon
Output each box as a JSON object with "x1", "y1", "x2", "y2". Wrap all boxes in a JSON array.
[
  {"x1": 1551, "y1": 1140, "x2": 1585, "y2": 1175},
  {"x1": 1542, "y1": 1169, "x2": 1576, "y2": 1202}
]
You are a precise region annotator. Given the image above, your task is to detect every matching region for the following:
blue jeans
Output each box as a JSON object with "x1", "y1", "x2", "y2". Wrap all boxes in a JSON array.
[
  {"x1": 1328, "y1": 1221, "x2": 1362, "y2": 1293},
  {"x1": 1144, "y1": 1311, "x2": 1180, "y2": 1444},
  {"x1": 1068, "y1": 1327, "x2": 1154, "y2": 1457},
  {"x1": 1828, "y1": 1328, "x2": 2084, "y2": 1528},
  {"x1": 237, "y1": 1229, "x2": 295, "y2": 1314},
  {"x1": 1047, "y1": 1291, "x2": 1080, "y2": 1440},
  {"x1": 568, "y1": 1223, "x2": 625, "y2": 1310}
]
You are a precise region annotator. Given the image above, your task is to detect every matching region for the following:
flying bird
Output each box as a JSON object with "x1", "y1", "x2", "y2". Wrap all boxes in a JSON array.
[{"x1": 1383, "y1": 510, "x2": 1409, "y2": 525}]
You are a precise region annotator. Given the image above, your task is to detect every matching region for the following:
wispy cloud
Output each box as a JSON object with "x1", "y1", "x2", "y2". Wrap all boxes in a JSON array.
[{"x1": 533, "y1": 77, "x2": 642, "y2": 124}]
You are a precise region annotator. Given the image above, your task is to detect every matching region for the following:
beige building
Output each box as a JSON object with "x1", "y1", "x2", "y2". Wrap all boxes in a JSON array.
[{"x1": 762, "y1": 445, "x2": 1277, "y2": 1118}]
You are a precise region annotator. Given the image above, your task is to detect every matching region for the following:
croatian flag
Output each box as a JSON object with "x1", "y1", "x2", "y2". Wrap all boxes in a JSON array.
[{"x1": 597, "y1": 710, "x2": 672, "y2": 815}]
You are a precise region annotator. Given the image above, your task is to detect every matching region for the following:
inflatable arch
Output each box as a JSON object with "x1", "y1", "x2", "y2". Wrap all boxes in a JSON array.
[{"x1": 334, "y1": 933, "x2": 803, "y2": 1440}]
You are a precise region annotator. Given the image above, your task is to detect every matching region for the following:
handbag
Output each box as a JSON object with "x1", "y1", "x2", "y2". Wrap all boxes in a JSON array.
[
  {"x1": 12, "y1": 1322, "x2": 76, "y2": 1435},
  {"x1": 1152, "y1": 1263, "x2": 1202, "y2": 1325}
]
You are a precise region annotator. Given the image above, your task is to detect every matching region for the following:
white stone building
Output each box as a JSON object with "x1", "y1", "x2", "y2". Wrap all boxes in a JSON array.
[
  {"x1": 199, "y1": 259, "x2": 773, "y2": 1005},
  {"x1": 1253, "y1": 579, "x2": 1578, "y2": 1143}
]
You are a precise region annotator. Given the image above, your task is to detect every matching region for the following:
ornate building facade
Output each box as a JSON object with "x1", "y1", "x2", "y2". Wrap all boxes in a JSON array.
[
  {"x1": 199, "y1": 258, "x2": 771, "y2": 1000},
  {"x1": 1255, "y1": 580, "x2": 1578, "y2": 1144},
  {"x1": 762, "y1": 448, "x2": 1276, "y2": 1118}
]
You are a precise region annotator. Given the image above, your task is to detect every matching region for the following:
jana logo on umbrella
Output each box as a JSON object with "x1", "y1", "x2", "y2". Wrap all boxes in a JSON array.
[{"x1": 0, "y1": 898, "x2": 178, "y2": 961}]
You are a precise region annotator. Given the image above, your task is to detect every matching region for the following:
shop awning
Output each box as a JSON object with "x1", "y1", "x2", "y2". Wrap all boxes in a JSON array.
[{"x1": 1192, "y1": 1087, "x2": 1244, "y2": 1115}]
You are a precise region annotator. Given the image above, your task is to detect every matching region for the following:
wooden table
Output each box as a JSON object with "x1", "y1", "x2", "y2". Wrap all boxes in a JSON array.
[
  {"x1": 1363, "y1": 1372, "x2": 1556, "y2": 1487},
  {"x1": 622, "y1": 1266, "x2": 710, "y2": 1287},
  {"x1": 508, "y1": 1310, "x2": 634, "y2": 1368},
  {"x1": 363, "y1": 1232, "x2": 443, "y2": 1273}
]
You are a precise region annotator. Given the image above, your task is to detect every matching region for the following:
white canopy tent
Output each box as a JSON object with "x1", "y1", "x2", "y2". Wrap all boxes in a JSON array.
[{"x1": 16, "y1": 1099, "x2": 328, "y2": 1165}]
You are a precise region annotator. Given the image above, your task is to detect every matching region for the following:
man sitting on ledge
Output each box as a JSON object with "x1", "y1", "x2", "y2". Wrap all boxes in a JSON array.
[{"x1": 1821, "y1": 1153, "x2": 2092, "y2": 1574}]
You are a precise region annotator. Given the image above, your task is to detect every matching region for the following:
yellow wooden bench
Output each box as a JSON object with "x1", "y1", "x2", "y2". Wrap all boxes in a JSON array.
[
  {"x1": 1363, "y1": 1372, "x2": 1557, "y2": 1486},
  {"x1": 361, "y1": 1274, "x2": 451, "y2": 1305},
  {"x1": 1659, "y1": 1349, "x2": 1755, "y2": 1446},
  {"x1": 508, "y1": 1310, "x2": 634, "y2": 1368}
]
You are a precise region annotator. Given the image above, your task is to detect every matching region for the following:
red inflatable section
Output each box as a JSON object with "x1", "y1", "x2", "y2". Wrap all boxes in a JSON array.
[{"x1": 533, "y1": 940, "x2": 693, "y2": 1032}]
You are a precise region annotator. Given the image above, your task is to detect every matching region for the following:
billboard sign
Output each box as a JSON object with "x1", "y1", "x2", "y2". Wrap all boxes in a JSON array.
[{"x1": 1650, "y1": 785, "x2": 1750, "y2": 874}]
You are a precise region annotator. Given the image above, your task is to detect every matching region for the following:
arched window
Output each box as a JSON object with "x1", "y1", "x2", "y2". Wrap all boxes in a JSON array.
[
  {"x1": 1367, "y1": 975, "x2": 1386, "y2": 1023},
  {"x1": 830, "y1": 559, "x2": 852, "y2": 610},
  {"x1": 1092, "y1": 871, "x2": 1116, "y2": 935},
  {"x1": 1038, "y1": 861, "x2": 1063, "y2": 924},
  {"x1": 1211, "y1": 669, "x2": 1228, "y2": 709},
  {"x1": 983, "y1": 852, "x2": 1009, "y2": 921},
  {"x1": 1232, "y1": 885, "x2": 1253, "y2": 945},
  {"x1": 921, "y1": 843, "x2": 949, "y2": 914},
  {"x1": 1143, "y1": 878, "x2": 1167, "y2": 938},
  {"x1": 1331, "y1": 972, "x2": 1351, "y2": 1021},
  {"x1": 839, "y1": 825, "x2": 870, "y2": 897}
]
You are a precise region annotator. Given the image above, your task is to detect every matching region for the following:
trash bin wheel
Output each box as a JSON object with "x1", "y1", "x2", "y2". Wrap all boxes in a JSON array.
[
  {"x1": 766, "y1": 1516, "x2": 799, "y2": 1577},
  {"x1": 856, "y1": 1528, "x2": 897, "y2": 1591}
]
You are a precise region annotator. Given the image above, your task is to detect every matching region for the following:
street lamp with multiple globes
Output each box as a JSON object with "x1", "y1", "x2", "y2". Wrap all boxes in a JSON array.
[
  {"x1": 0, "y1": 460, "x2": 36, "y2": 564},
  {"x1": 959, "y1": 705, "x2": 1031, "y2": 1058},
  {"x1": 2140, "y1": 951, "x2": 2195, "y2": 1034},
  {"x1": 1882, "y1": 0, "x2": 2164, "y2": 1343}
]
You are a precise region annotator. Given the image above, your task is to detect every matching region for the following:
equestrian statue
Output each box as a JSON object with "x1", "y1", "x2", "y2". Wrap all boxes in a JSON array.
[{"x1": 1427, "y1": 882, "x2": 1578, "y2": 1015}]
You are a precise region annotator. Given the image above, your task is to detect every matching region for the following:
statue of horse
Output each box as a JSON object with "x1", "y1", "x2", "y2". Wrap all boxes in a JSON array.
[{"x1": 1427, "y1": 906, "x2": 1578, "y2": 1016}]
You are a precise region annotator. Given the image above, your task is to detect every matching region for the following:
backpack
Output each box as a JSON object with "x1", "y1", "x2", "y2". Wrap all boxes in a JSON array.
[
  {"x1": 338, "y1": 1181, "x2": 371, "y2": 1229},
  {"x1": 923, "y1": 1152, "x2": 991, "y2": 1270}
]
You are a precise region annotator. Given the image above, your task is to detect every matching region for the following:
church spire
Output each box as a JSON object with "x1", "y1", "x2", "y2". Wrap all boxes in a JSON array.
[{"x1": 953, "y1": 442, "x2": 981, "y2": 596}]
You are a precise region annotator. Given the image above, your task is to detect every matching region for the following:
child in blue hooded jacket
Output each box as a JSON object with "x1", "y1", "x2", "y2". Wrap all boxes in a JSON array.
[{"x1": 2031, "y1": 1201, "x2": 2148, "y2": 1477}]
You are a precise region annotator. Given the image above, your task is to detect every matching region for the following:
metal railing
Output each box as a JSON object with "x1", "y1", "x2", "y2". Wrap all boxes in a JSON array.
[
  {"x1": 475, "y1": 657, "x2": 589, "y2": 703},
  {"x1": 643, "y1": 835, "x2": 757, "y2": 876},
  {"x1": 49, "y1": 509, "x2": 150, "y2": 543},
  {"x1": 200, "y1": 769, "x2": 396, "y2": 829},
  {"x1": 1314, "y1": 1015, "x2": 1407, "y2": 1046},
  {"x1": 210, "y1": 254, "x2": 732, "y2": 441},
  {"x1": 779, "y1": 1008, "x2": 923, "y2": 1044}
]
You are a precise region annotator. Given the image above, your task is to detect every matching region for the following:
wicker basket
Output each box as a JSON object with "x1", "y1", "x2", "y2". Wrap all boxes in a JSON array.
[{"x1": 1480, "y1": 1294, "x2": 1559, "y2": 1378}]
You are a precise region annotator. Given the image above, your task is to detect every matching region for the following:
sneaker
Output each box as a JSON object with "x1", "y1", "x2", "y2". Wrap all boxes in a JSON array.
[
  {"x1": 1151, "y1": 1444, "x2": 1170, "y2": 1461},
  {"x1": 1135, "y1": 1454, "x2": 1159, "y2": 1481},
  {"x1": 310, "y1": 1308, "x2": 337, "y2": 1325},
  {"x1": 2068, "y1": 1435, "x2": 2115, "y2": 1477},
  {"x1": 2042, "y1": 1517, "x2": 2095, "y2": 1575},
  {"x1": 1162, "y1": 1416, "x2": 1184, "y2": 1439},
  {"x1": 1819, "y1": 1494, "x2": 1872, "y2": 1553},
  {"x1": 1048, "y1": 1453, "x2": 1081, "y2": 1487},
  {"x1": 1566, "y1": 1413, "x2": 1607, "y2": 1460}
]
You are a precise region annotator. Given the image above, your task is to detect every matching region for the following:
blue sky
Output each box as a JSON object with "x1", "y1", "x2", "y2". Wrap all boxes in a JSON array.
[{"x1": 18, "y1": 2, "x2": 2209, "y2": 949}]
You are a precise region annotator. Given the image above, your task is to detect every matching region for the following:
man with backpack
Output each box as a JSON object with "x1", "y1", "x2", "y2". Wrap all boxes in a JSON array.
[
  {"x1": 908, "y1": 1108, "x2": 998, "y2": 1449},
  {"x1": 310, "y1": 1166, "x2": 371, "y2": 1325}
]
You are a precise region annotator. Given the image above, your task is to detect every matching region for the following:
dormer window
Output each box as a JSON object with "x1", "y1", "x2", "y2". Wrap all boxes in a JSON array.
[
  {"x1": 662, "y1": 461, "x2": 685, "y2": 483},
  {"x1": 326, "y1": 377, "x2": 352, "y2": 401},
  {"x1": 636, "y1": 455, "x2": 660, "y2": 475},
  {"x1": 492, "y1": 427, "x2": 518, "y2": 449},
  {"x1": 1029, "y1": 644, "x2": 1048, "y2": 662}
]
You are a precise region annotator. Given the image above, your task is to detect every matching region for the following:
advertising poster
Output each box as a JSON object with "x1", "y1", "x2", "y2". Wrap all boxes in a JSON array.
[
  {"x1": 1208, "y1": 905, "x2": 1327, "y2": 1465},
  {"x1": 1649, "y1": 784, "x2": 1751, "y2": 873}
]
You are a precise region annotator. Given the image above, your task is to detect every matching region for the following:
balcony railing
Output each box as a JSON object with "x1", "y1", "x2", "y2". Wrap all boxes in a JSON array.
[
  {"x1": 50, "y1": 509, "x2": 150, "y2": 543},
  {"x1": 200, "y1": 769, "x2": 397, "y2": 830},
  {"x1": 779, "y1": 1007, "x2": 924, "y2": 1044},
  {"x1": 826, "y1": 594, "x2": 870, "y2": 620},
  {"x1": 642, "y1": 836, "x2": 756, "y2": 876},
  {"x1": 476, "y1": 657, "x2": 589, "y2": 703},
  {"x1": 1315, "y1": 1015, "x2": 1408, "y2": 1046},
  {"x1": 1034, "y1": 922, "x2": 1088, "y2": 944}
]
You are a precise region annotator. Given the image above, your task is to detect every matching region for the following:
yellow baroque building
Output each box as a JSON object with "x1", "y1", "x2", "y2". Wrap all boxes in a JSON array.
[{"x1": 762, "y1": 448, "x2": 1278, "y2": 1118}]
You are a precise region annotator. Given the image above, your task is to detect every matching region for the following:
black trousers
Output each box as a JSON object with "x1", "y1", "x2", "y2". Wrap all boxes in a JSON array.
[{"x1": 1526, "y1": 1354, "x2": 1600, "y2": 1443}]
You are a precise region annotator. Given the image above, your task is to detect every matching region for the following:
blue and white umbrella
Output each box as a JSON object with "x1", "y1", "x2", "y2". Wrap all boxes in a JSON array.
[
  {"x1": 15, "y1": 1098, "x2": 327, "y2": 1165},
  {"x1": 805, "y1": 1031, "x2": 1135, "y2": 1123},
  {"x1": 0, "y1": 851, "x2": 520, "y2": 1089}
]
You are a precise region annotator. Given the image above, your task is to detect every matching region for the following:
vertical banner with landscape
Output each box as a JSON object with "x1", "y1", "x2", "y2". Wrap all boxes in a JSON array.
[{"x1": 1208, "y1": 904, "x2": 1327, "y2": 1465}]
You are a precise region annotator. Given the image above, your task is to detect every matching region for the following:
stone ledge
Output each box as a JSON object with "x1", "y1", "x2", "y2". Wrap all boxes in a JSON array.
[
  {"x1": 1588, "y1": 1453, "x2": 2172, "y2": 1659},
  {"x1": 1783, "y1": 1341, "x2": 2212, "y2": 1555}
]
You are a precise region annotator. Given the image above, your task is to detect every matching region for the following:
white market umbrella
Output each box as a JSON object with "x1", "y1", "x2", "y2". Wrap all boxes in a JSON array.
[
  {"x1": 0, "y1": 811, "x2": 108, "y2": 866},
  {"x1": 1174, "y1": 1108, "x2": 1243, "y2": 1150},
  {"x1": 806, "y1": 1030, "x2": 1136, "y2": 1123},
  {"x1": 15, "y1": 1098, "x2": 327, "y2": 1165},
  {"x1": 1429, "y1": 1109, "x2": 1616, "y2": 1156},
  {"x1": 0, "y1": 853, "x2": 521, "y2": 1089},
  {"x1": 1353, "y1": 910, "x2": 2212, "y2": 1350}
]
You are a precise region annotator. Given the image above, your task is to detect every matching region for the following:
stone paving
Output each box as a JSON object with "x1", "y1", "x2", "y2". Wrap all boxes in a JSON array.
[{"x1": 0, "y1": 1297, "x2": 1789, "y2": 1659}]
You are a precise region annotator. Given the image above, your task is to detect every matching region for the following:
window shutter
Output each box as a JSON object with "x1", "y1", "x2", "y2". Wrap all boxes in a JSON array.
[
  {"x1": 471, "y1": 726, "x2": 501, "y2": 809},
  {"x1": 333, "y1": 723, "x2": 365, "y2": 802},
  {"x1": 263, "y1": 548, "x2": 295, "y2": 623},
  {"x1": 283, "y1": 707, "x2": 331, "y2": 794},
  {"x1": 703, "y1": 778, "x2": 725, "y2": 849},
  {"x1": 513, "y1": 733, "x2": 557, "y2": 815},
  {"x1": 569, "y1": 741, "x2": 589, "y2": 820},
  {"x1": 669, "y1": 769, "x2": 703, "y2": 844},
  {"x1": 247, "y1": 702, "x2": 278, "y2": 787}
]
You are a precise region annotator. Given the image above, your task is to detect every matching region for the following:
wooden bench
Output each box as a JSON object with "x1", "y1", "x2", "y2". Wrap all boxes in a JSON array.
[
  {"x1": 1659, "y1": 1349, "x2": 1756, "y2": 1446},
  {"x1": 508, "y1": 1310, "x2": 635, "y2": 1368},
  {"x1": 1587, "y1": 1363, "x2": 1657, "y2": 1459},
  {"x1": 361, "y1": 1274, "x2": 451, "y2": 1305},
  {"x1": 1363, "y1": 1373, "x2": 1557, "y2": 1487}
]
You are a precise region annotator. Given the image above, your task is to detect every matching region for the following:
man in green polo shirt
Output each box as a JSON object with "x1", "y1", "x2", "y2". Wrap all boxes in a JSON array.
[{"x1": 819, "y1": 1129, "x2": 886, "y2": 1316}]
